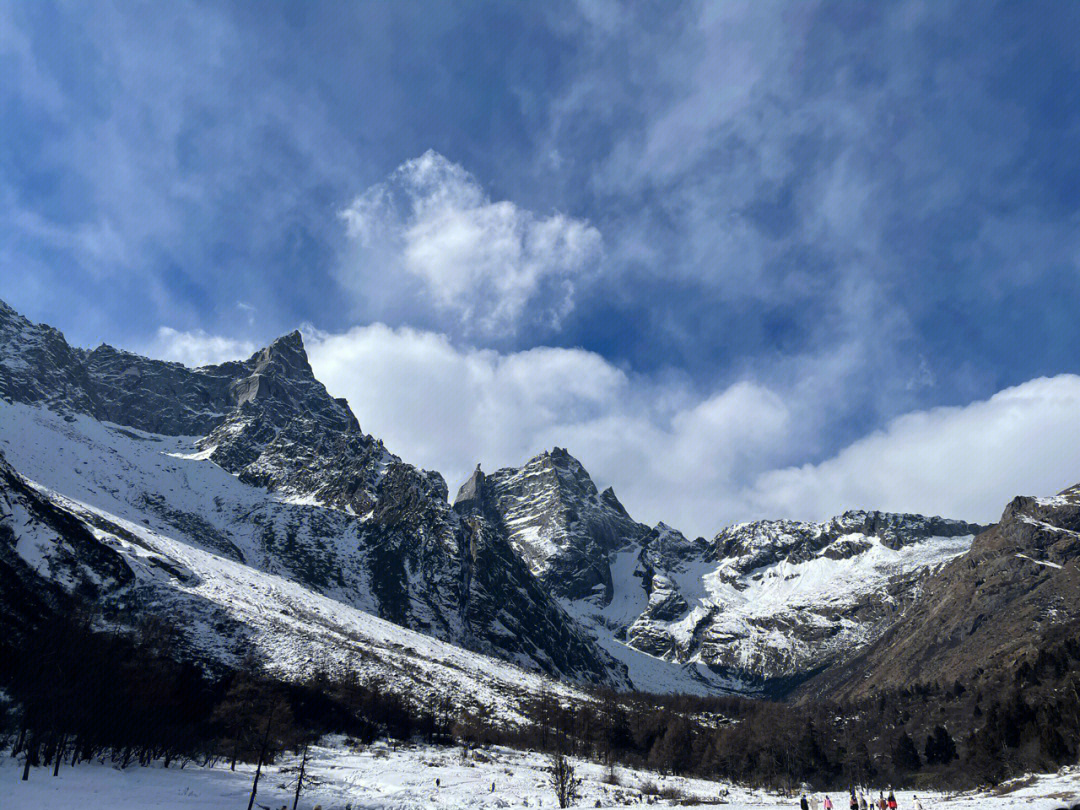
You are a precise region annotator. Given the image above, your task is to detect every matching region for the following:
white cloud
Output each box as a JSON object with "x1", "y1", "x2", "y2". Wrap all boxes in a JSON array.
[
  {"x1": 747, "y1": 375, "x2": 1080, "y2": 524},
  {"x1": 338, "y1": 151, "x2": 602, "y2": 337},
  {"x1": 307, "y1": 327, "x2": 1080, "y2": 536},
  {"x1": 150, "y1": 327, "x2": 256, "y2": 368},
  {"x1": 304, "y1": 323, "x2": 795, "y2": 536}
]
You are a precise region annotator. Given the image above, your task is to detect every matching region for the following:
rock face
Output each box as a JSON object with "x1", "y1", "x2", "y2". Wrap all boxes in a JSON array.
[
  {"x1": 0, "y1": 300, "x2": 627, "y2": 688},
  {"x1": 798, "y1": 487, "x2": 1080, "y2": 701},
  {"x1": 455, "y1": 451, "x2": 650, "y2": 601}
]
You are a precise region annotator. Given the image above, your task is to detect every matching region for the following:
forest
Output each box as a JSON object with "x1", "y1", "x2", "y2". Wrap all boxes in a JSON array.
[{"x1": 3, "y1": 610, "x2": 1079, "y2": 793}]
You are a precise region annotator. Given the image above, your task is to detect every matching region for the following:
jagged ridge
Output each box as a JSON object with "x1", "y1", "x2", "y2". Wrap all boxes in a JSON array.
[{"x1": 0, "y1": 300, "x2": 628, "y2": 689}]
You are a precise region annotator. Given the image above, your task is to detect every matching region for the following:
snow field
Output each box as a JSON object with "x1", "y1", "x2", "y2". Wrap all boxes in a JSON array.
[{"x1": 3, "y1": 739, "x2": 1079, "y2": 810}]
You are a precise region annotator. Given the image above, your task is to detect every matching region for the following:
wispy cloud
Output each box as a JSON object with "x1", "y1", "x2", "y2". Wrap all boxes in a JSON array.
[{"x1": 7, "y1": 1, "x2": 1080, "y2": 532}]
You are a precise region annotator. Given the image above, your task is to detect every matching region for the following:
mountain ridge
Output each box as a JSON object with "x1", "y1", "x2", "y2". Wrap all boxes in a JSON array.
[
  {"x1": 0, "y1": 300, "x2": 631, "y2": 691},
  {"x1": 0, "y1": 297, "x2": 1045, "y2": 702}
]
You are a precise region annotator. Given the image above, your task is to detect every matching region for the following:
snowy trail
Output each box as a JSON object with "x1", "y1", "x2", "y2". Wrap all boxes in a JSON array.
[{"x1": 4, "y1": 739, "x2": 1079, "y2": 810}]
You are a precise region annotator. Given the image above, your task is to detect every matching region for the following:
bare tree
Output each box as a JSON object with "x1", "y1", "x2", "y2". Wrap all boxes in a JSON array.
[
  {"x1": 279, "y1": 742, "x2": 321, "y2": 810},
  {"x1": 548, "y1": 748, "x2": 583, "y2": 809}
]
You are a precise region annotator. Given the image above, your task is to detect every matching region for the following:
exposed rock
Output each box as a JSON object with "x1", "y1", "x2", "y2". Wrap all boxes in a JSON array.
[{"x1": 455, "y1": 448, "x2": 649, "y2": 601}]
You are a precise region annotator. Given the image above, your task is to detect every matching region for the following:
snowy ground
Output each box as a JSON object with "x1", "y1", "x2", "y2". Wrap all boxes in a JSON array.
[{"x1": 4, "y1": 738, "x2": 1079, "y2": 810}]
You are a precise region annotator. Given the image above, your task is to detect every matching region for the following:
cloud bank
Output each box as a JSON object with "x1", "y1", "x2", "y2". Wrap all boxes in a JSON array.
[
  {"x1": 152, "y1": 325, "x2": 1080, "y2": 538},
  {"x1": 150, "y1": 327, "x2": 256, "y2": 368}
]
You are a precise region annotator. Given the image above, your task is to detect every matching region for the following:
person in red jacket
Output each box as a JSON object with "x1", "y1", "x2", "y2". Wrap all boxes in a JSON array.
[{"x1": 887, "y1": 790, "x2": 898, "y2": 810}]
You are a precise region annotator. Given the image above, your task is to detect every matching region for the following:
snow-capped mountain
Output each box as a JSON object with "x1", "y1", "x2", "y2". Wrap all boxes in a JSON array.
[
  {"x1": 0, "y1": 298, "x2": 991, "y2": 699},
  {"x1": 636, "y1": 511, "x2": 982, "y2": 688},
  {"x1": 457, "y1": 445, "x2": 984, "y2": 694},
  {"x1": 0, "y1": 299, "x2": 628, "y2": 697}
]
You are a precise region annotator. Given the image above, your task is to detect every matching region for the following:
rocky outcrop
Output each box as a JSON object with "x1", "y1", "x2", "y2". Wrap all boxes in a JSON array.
[
  {"x1": 455, "y1": 448, "x2": 649, "y2": 601},
  {"x1": 713, "y1": 511, "x2": 986, "y2": 573}
]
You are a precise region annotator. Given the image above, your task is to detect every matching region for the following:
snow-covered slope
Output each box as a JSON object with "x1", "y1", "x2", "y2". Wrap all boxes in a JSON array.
[
  {"x1": 0, "y1": 402, "x2": 596, "y2": 721},
  {"x1": 6, "y1": 736, "x2": 1080, "y2": 810},
  {"x1": 0, "y1": 299, "x2": 627, "y2": 691},
  {"x1": 631, "y1": 513, "x2": 980, "y2": 688},
  {"x1": 0, "y1": 298, "x2": 987, "y2": 699}
]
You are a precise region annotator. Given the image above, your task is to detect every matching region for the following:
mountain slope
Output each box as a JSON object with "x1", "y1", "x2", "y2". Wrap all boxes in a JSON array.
[
  {"x1": 799, "y1": 484, "x2": 1080, "y2": 701},
  {"x1": 0, "y1": 436, "x2": 588, "y2": 722},
  {"x1": 0, "y1": 298, "x2": 1001, "y2": 700}
]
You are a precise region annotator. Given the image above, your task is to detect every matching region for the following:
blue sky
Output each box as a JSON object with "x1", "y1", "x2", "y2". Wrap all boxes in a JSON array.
[{"x1": 4, "y1": 1, "x2": 1080, "y2": 535}]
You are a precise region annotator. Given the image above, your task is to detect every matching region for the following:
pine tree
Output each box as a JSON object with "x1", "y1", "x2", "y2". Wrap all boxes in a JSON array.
[{"x1": 892, "y1": 731, "x2": 921, "y2": 773}]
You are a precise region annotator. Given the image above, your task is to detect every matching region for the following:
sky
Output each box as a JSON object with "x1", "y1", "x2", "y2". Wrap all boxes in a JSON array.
[{"x1": 3, "y1": 1, "x2": 1080, "y2": 537}]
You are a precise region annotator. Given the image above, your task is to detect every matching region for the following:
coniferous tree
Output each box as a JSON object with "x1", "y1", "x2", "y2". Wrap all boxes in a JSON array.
[{"x1": 892, "y1": 731, "x2": 921, "y2": 773}]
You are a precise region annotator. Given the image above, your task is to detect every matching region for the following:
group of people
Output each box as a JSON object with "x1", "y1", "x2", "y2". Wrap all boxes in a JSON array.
[{"x1": 802, "y1": 789, "x2": 925, "y2": 810}]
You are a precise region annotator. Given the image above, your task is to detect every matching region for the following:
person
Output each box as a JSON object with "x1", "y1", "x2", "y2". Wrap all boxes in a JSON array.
[
  {"x1": 851, "y1": 791, "x2": 859, "y2": 810},
  {"x1": 860, "y1": 794, "x2": 869, "y2": 810},
  {"x1": 802, "y1": 795, "x2": 810, "y2": 810},
  {"x1": 887, "y1": 791, "x2": 897, "y2": 810},
  {"x1": 878, "y1": 793, "x2": 888, "y2": 810},
  {"x1": 913, "y1": 796, "x2": 924, "y2": 810},
  {"x1": 825, "y1": 796, "x2": 834, "y2": 810}
]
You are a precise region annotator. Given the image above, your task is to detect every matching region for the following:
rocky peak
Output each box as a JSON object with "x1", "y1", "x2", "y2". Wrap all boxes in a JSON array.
[
  {"x1": 454, "y1": 465, "x2": 487, "y2": 513},
  {"x1": 640, "y1": 522, "x2": 706, "y2": 570},
  {"x1": 599, "y1": 486, "x2": 632, "y2": 518},
  {"x1": 0, "y1": 299, "x2": 97, "y2": 414},
  {"x1": 459, "y1": 448, "x2": 649, "y2": 601},
  {"x1": 247, "y1": 330, "x2": 313, "y2": 379}
]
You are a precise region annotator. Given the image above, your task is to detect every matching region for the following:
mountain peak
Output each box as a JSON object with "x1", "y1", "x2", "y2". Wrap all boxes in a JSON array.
[
  {"x1": 270, "y1": 328, "x2": 305, "y2": 351},
  {"x1": 245, "y1": 329, "x2": 313, "y2": 381},
  {"x1": 454, "y1": 464, "x2": 487, "y2": 511}
]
